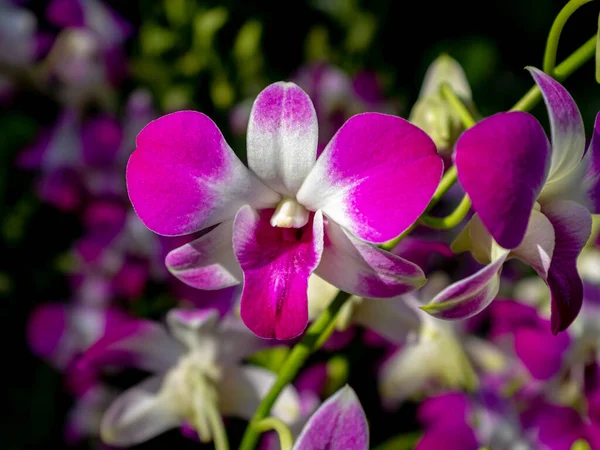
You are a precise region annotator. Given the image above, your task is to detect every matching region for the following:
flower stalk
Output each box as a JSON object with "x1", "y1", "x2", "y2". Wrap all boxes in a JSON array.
[
  {"x1": 239, "y1": 290, "x2": 350, "y2": 450},
  {"x1": 254, "y1": 417, "x2": 294, "y2": 450},
  {"x1": 543, "y1": 0, "x2": 594, "y2": 76}
]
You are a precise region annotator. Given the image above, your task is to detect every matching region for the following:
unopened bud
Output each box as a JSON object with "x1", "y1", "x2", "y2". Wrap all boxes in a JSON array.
[{"x1": 409, "y1": 55, "x2": 473, "y2": 155}]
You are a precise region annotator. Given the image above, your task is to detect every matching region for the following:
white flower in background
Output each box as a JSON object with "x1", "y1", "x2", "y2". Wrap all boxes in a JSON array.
[{"x1": 78, "y1": 308, "x2": 301, "y2": 446}]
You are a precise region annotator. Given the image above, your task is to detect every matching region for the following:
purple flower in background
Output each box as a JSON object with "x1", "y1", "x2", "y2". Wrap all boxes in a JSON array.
[
  {"x1": 78, "y1": 309, "x2": 301, "y2": 446},
  {"x1": 46, "y1": 0, "x2": 132, "y2": 47},
  {"x1": 291, "y1": 385, "x2": 368, "y2": 450},
  {"x1": 127, "y1": 81, "x2": 443, "y2": 339},
  {"x1": 424, "y1": 68, "x2": 596, "y2": 334},
  {"x1": 27, "y1": 302, "x2": 131, "y2": 374},
  {"x1": 489, "y1": 300, "x2": 571, "y2": 381}
]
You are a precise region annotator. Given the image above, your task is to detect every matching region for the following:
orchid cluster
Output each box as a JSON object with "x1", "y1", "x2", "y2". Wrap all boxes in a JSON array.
[{"x1": 7, "y1": 1, "x2": 600, "y2": 449}]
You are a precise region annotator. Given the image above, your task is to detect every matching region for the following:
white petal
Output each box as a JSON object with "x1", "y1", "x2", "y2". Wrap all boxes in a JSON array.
[
  {"x1": 101, "y1": 376, "x2": 181, "y2": 446},
  {"x1": 218, "y1": 365, "x2": 301, "y2": 425},
  {"x1": 247, "y1": 82, "x2": 318, "y2": 196}
]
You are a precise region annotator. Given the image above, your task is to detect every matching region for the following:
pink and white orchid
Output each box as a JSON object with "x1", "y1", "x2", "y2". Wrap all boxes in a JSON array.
[
  {"x1": 78, "y1": 309, "x2": 301, "y2": 446},
  {"x1": 424, "y1": 68, "x2": 597, "y2": 334},
  {"x1": 127, "y1": 82, "x2": 443, "y2": 339},
  {"x1": 291, "y1": 385, "x2": 368, "y2": 450}
]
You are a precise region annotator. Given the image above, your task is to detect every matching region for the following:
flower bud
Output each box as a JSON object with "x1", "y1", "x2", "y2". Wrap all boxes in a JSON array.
[{"x1": 409, "y1": 54, "x2": 472, "y2": 155}]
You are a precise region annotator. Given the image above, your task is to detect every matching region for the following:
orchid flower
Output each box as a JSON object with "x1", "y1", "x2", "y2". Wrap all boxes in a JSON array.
[
  {"x1": 127, "y1": 82, "x2": 443, "y2": 339},
  {"x1": 307, "y1": 269, "x2": 505, "y2": 406},
  {"x1": 46, "y1": 0, "x2": 132, "y2": 47},
  {"x1": 424, "y1": 68, "x2": 598, "y2": 334},
  {"x1": 409, "y1": 54, "x2": 473, "y2": 155},
  {"x1": 77, "y1": 308, "x2": 301, "y2": 446},
  {"x1": 291, "y1": 385, "x2": 368, "y2": 450},
  {"x1": 416, "y1": 390, "x2": 531, "y2": 450},
  {"x1": 27, "y1": 301, "x2": 131, "y2": 376}
]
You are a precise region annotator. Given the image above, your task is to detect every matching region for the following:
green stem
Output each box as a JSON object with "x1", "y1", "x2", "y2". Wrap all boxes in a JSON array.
[
  {"x1": 205, "y1": 401, "x2": 229, "y2": 450},
  {"x1": 239, "y1": 290, "x2": 350, "y2": 450},
  {"x1": 512, "y1": 34, "x2": 596, "y2": 112},
  {"x1": 253, "y1": 417, "x2": 294, "y2": 450},
  {"x1": 543, "y1": 0, "x2": 593, "y2": 75},
  {"x1": 419, "y1": 195, "x2": 472, "y2": 229},
  {"x1": 440, "y1": 83, "x2": 477, "y2": 128}
]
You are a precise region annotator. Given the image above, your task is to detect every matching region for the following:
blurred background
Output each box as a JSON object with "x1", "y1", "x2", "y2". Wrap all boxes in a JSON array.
[{"x1": 1, "y1": 1, "x2": 598, "y2": 449}]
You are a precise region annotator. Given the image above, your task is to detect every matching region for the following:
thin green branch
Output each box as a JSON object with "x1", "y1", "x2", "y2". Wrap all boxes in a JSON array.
[
  {"x1": 512, "y1": 34, "x2": 596, "y2": 112},
  {"x1": 440, "y1": 83, "x2": 477, "y2": 128},
  {"x1": 543, "y1": 0, "x2": 593, "y2": 75},
  {"x1": 419, "y1": 195, "x2": 472, "y2": 229},
  {"x1": 253, "y1": 417, "x2": 294, "y2": 450},
  {"x1": 205, "y1": 400, "x2": 229, "y2": 450},
  {"x1": 238, "y1": 290, "x2": 350, "y2": 450}
]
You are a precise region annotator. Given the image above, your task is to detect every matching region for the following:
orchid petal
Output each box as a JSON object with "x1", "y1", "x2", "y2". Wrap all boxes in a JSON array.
[
  {"x1": 379, "y1": 320, "x2": 477, "y2": 405},
  {"x1": 100, "y1": 376, "x2": 180, "y2": 446},
  {"x1": 352, "y1": 295, "x2": 421, "y2": 344},
  {"x1": 315, "y1": 218, "x2": 425, "y2": 298},
  {"x1": 78, "y1": 320, "x2": 183, "y2": 375},
  {"x1": 423, "y1": 251, "x2": 509, "y2": 320},
  {"x1": 514, "y1": 325, "x2": 570, "y2": 380},
  {"x1": 527, "y1": 67, "x2": 586, "y2": 183},
  {"x1": 586, "y1": 112, "x2": 600, "y2": 214},
  {"x1": 26, "y1": 303, "x2": 69, "y2": 367},
  {"x1": 166, "y1": 308, "x2": 219, "y2": 350},
  {"x1": 234, "y1": 206, "x2": 324, "y2": 339},
  {"x1": 541, "y1": 200, "x2": 592, "y2": 333},
  {"x1": 298, "y1": 113, "x2": 443, "y2": 243},
  {"x1": 510, "y1": 209, "x2": 556, "y2": 278},
  {"x1": 247, "y1": 82, "x2": 318, "y2": 196},
  {"x1": 455, "y1": 111, "x2": 550, "y2": 249},
  {"x1": 219, "y1": 365, "x2": 301, "y2": 425},
  {"x1": 81, "y1": 115, "x2": 123, "y2": 168},
  {"x1": 292, "y1": 385, "x2": 368, "y2": 450},
  {"x1": 165, "y1": 220, "x2": 243, "y2": 290},
  {"x1": 416, "y1": 424, "x2": 478, "y2": 450},
  {"x1": 126, "y1": 111, "x2": 279, "y2": 236}
]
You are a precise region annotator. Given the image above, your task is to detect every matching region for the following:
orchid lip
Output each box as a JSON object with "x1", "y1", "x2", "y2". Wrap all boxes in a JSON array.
[{"x1": 269, "y1": 198, "x2": 310, "y2": 228}]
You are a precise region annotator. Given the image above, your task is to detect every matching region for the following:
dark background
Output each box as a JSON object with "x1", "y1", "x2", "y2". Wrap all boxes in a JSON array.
[{"x1": 1, "y1": 1, "x2": 598, "y2": 449}]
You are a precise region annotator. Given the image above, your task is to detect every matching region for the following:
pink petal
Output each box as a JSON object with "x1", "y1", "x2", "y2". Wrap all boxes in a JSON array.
[
  {"x1": 423, "y1": 252, "x2": 509, "y2": 320},
  {"x1": 586, "y1": 112, "x2": 600, "y2": 214},
  {"x1": 247, "y1": 82, "x2": 318, "y2": 196},
  {"x1": 126, "y1": 111, "x2": 279, "y2": 236},
  {"x1": 233, "y1": 206, "x2": 324, "y2": 340},
  {"x1": 514, "y1": 324, "x2": 570, "y2": 380},
  {"x1": 541, "y1": 200, "x2": 592, "y2": 334},
  {"x1": 315, "y1": 218, "x2": 425, "y2": 298},
  {"x1": 528, "y1": 67, "x2": 586, "y2": 182},
  {"x1": 455, "y1": 111, "x2": 551, "y2": 249},
  {"x1": 292, "y1": 385, "x2": 368, "y2": 450},
  {"x1": 26, "y1": 303, "x2": 68, "y2": 363},
  {"x1": 165, "y1": 220, "x2": 243, "y2": 290},
  {"x1": 297, "y1": 113, "x2": 443, "y2": 243},
  {"x1": 81, "y1": 115, "x2": 123, "y2": 168}
]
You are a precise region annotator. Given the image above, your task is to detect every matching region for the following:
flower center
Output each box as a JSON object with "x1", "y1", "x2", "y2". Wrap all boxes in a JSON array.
[
  {"x1": 161, "y1": 345, "x2": 222, "y2": 442},
  {"x1": 270, "y1": 198, "x2": 309, "y2": 228}
]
